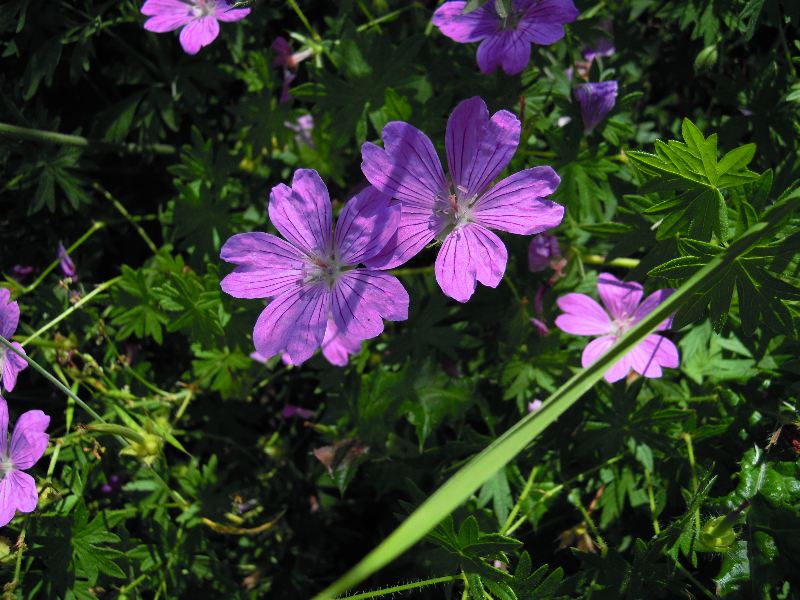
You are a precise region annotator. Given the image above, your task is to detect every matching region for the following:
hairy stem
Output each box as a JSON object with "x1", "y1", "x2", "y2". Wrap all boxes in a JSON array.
[{"x1": 0, "y1": 122, "x2": 176, "y2": 155}]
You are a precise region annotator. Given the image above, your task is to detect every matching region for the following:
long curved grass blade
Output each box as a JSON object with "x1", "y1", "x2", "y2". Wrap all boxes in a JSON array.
[{"x1": 312, "y1": 202, "x2": 793, "y2": 599}]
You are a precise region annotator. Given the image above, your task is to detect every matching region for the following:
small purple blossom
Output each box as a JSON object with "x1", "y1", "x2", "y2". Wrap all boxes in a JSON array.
[
  {"x1": 282, "y1": 405, "x2": 315, "y2": 420},
  {"x1": 432, "y1": 0, "x2": 579, "y2": 75},
  {"x1": 100, "y1": 475, "x2": 122, "y2": 495},
  {"x1": 555, "y1": 273, "x2": 679, "y2": 383},
  {"x1": 527, "y1": 399, "x2": 543, "y2": 412},
  {"x1": 220, "y1": 170, "x2": 409, "y2": 365},
  {"x1": 582, "y1": 19, "x2": 615, "y2": 61},
  {"x1": 528, "y1": 234, "x2": 561, "y2": 272},
  {"x1": 140, "y1": 0, "x2": 250, "y2": 55},
  {"x1": 272, "y1": 37, "x2": 314, "y2": 103},
  {"x1": 0, "y1": 396, "x2": 49, "y2": 527},
  {"x1": 57, "y1": 242, "x2": 76, "y2": 279},
  {"x1": 0, "y1": 290, "x2": 27, "y2": 393},
  {"x1": 530, "y1": 317, "x2": 549, "y2": 336},
  {"x1": 574, "y1": 81, "x2": 618, "y2": 133},
  {"x1": 9, "y1": 266, "x2": 34, "y2": 283},
  {"x1": 361, "y1": 96, "x2": 564, "y2": 302},
  {"x1": 285, "y1": 114, "x2": 315, "y2": 148}
]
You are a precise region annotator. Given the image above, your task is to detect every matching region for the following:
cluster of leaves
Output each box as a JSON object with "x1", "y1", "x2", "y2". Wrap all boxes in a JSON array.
[{"x1": 0, "y1": 1, "x2": 799, "y2": 599}]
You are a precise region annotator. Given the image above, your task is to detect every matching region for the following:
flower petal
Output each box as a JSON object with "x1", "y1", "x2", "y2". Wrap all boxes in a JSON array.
[
  {"x1": 362, "y1": 203, "x2": 442, "y2": 270},
  {"x1": 321, "y1": 319, "x2": 363, "y2": 367},
  {"x1": 2, "y1": 343, "x2": 27, "y2": 393},
  {"x1": 580, "y1": 336, "x2": 633, "y2": 382},
  {"x1": 476, "y1": 34, "x2": 506, "y2": 74},
  {"x1": 446, "y1": 97, "x2": 521, "y2": 199},
  {"x1": 178, "y1": 16, "x2": 220, "y2": 55},
  {"x1": 220, "y1": 232, "x2": 307, "y2": 299},
  {"x1": 575, "y1": 81, "x2": 618, "y2": 132},
  {"x1": 268, "y1": 169, "x2": 333, "y2": 258},
  {"x1": 334, "y1": 187, "x2": 400, "y2": 266},
  {"x1": 555, "y1": 293, "x2": 611, "y2": 335},
  {"x1": 629, "y1": 334, "x2": 680, "y2": 378},
  {"x1": 633, "y1": 288, "x2": 675, "y2": 331},
  {"x1": 597, "y1": 272, "x2": 643, "y2": 320},
  {"x1": 435, "y1": 224, "x2": 508, "y2": 303},
  {"x1": 361, "y1": 122, "x2": 447, "y2": 207},
  {"x1": 141, "y1": 0, "x2": 193, "y2": 32},
  {"x1": 0, "y1": 397, "x2": 7, "y2": 457},
  {"x1": 10, "y1": 409, "x2": 49, "y2": 470},
  {"x1": 331, "y1": 270, "x2": 409, "y2": 341},
  {"x1": 253, "y1": 284, "x2": 329, "y2": 366},
  {"x1": 472, "y1": 167, "x2": 563, "y2": 234},
  {"x1": 214, "y1": 5, "x2": 251, "y2": 22},
  {"x1": 0, "y1": 471, "x2": 38, "y2": 527},
  {"x1": 0, "y1": 293, "x2": 19, "y2": 340},
  {"x1": 518, "y1": 0, "x2": 579, "y2": 45},
  {"x1": 501, "y1": 33, "x2": 532, "y2": 75},
  {"x1": 431, "y1": 1, "x2": 498, "y2": 43}
]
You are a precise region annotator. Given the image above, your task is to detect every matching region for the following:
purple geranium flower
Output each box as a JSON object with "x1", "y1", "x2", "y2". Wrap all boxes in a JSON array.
[
  {"x1": 57, "y1": 242, "x2": 76, "y2": 279},
  {"x1": 574, "y1": 81, "x2": 618, "y2": 132},
  {"x1": 528, "y1": 233, "x2": 561, "y2": 272},
  {"x1": 285, "y1": 114, "x2": 315, "y2": 148},
  {"x1": 555, "y1": 273, "x2": 679, "y2": 383},
  {"x1": 582, "y1": 19, "x2": 615, "y2": 61},
  {"x1": 221, "y1": 170, "x2": 409, "y2": 365},
  {"x1": 0, "y1": 396, "x2": 49, "y2": 527},
  {"x1": 140, "y1": 0, "x2": 250, "y2": 55},
  {"x1": 361, "y1": 96, "x2": 564, "y2": 302},
  {"x1": 0, "y1": 290, "x2": 27, "y2": 393},
  {"x1": 432, "y1": 0, "x2": 579, "y2": 75}
]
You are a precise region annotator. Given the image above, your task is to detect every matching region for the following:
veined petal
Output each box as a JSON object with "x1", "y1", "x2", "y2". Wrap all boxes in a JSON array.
[
  {"x1": 472, "y1": 166, "x2": 563, "y2": 234},
  {"x1": 10, "y1": 409, "x2": 49, "y2": 470},
  {"x1": 555, "y1": 293, "x2": 611, "y2": 335},
  {"x1": 321, "y1": 319, "x2": 362, "y2": 367},
  {"x1": 178, "y1": 16, "x2": 220, "y2": 55},
  {"x1": 0, "y1": 471, "x2": 38, "y2": 527},
  {"x1": 361, "y1": 122, "x2": 447, "y2": 207},
  {"x1": 597, "y1": 272, "x2": 643, "y2": 320},
  {"x1": 629, "y1": 334, "x2": 680, "y2": 378},
  {"x1": 2, "y1": 343, "x2": 27, "y2": 393},
  {"x1": 331, "y1": 270, "x2": 409, "y2": 341},
  {"x1": 253, "y1": 284, "x2": 329, "y2": 365},
  {"x1": 0, "y1": 292, "x2": 19, "y2": 339},
  {"x1": 220, "y1": 232, "x2": 307, "y2": 299},
  {"x1": 334, "y1": 187, "x2": 400, "y2": 266},
  {"x1": 214, "y1": 5, "x2": 250, "y2": 22},
  {"x1": 141, "y1": 0, "x2": 193, "y2": 32},
  {"x1": 362, "y1": 204, "x2": 442, "y2": 270},
  {"x1": 0, "y1": 397, "x2": 8, "y2": 457},
  {"x1": 580, "y1": 335, "x2": 633, "y2": 383},
  {"x1": 434, "y1": 224, "x2": 508, "y2": 303},
  {"x1": 575, "y1": 81, "x2": 618, "y2": 132},
  {"x1": 476, "y1": 34, "x2": 508, "y2": 75},
  {"x1": 446, "y1": 97, "x2": 521, "y2": 199},
  {"x1": 518, "y1": 0, "x2": 579, "y2": 44},
  {"x1": 268, "y1": 169, "x2": 333, "y2": 258},
  {"x1": 633, "y1": 288, "x2": 675, "y2": 331},
  {"x1": 431, "y1": 1, "x2": 498, "y2": 43}
]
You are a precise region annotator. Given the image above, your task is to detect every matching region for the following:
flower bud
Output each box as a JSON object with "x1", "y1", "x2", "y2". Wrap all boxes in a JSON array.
[{"x1": 697, "y1": 515, "x2": 737, "y2": 552}]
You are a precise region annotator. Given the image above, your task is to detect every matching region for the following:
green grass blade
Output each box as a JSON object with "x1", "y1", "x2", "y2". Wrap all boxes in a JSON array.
[{"x1": 312, "y1": 209, "x2": 787, "y2": 600}]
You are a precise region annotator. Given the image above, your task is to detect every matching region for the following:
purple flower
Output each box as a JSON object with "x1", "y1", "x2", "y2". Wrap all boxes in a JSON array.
[
  {"x1": 282, "y1": 405, "x2": 315, "y2": 420},
  {"x1": 280, "y1": 318, "x2": 362, "y2": 367},
  {"x1": 285, "y1": 114, "x2": 315, "y2": 148},
  {"x1": 527, "y1": 399, "x2": 543, "y2": 412},
  {"x1": 57, "y1": 242, "x2": 76, "y2": 279},
  {"x1": 140, "y1": 0, "x2": 250, "y2": 55},
  {"x1": 10, "y1": 266, "x2": 34, "y2": 283},
  {"x1": 0, "y1": 396, "x2": 49, "y2": 527},
  {"x1": 432, "y1": 0, "x2": 579, "y2": 75},
  {"x1": 582, "y1": 19, "x2": 615, "y2": 61},
  {"x1": 361, "y1": 96, "x2": 564, "y2": 302},
  {"x1": 272, "y1": 37, "x2": 314, "y2": 103},
  {"x1": 100, "y1": 474, "x2": 122, "y2": 495},
  {"x1": 530, "y1": 317, "x2": 549, "y2": 336},
  {"x1": 220, "y1": 170, "x2": 409, "y2": 365},
  {"x1": 0, "y1": 290, "x2": 27, "y2": 393},
  {"x1": 574, "y1": 81, "x2": 618, "y2": 133},
  {"x1": 555, "y1": 273, "x2": 679, "y2": 383},
  {"x1": 528, "y1": 233, "x2": 561, "y2": 272}
]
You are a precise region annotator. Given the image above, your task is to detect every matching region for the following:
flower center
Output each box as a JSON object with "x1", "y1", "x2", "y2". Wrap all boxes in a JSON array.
[
  {"x1": 192, "y1": 0, "x2": 216, "y2": 17},
  {"x1": 0, "y1": 455, "x2": 13, "y2": 477},
  {"x1": 433, "y1": 183, "x2": 478, "y2": 232},
  {"x1": 611, "y1": 315, "x2": 635, "y2": 338},
  {"x1": 495, "y1": 2, "x2": 523, "y2": 31},
  {"x1": 305, "y1": 256, "x2": 344, "y2": 288}
]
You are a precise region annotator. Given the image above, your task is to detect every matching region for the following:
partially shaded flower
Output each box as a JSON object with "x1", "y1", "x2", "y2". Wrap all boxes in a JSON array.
[
  {"x1": 582, "y1": 19, "x2": 615, "y2": 61},
  {"x1": 0, "y1": 396, "x2": 49, "y2": 527},
  {"x1": 555, "y1": 273, "x2": 679, "y2": 383},
  {"x1": 271, "y1": 36, "x2": 314, "y2": 103},
  {"x1": 0, "y1": 290, "x2": 27, "y2": 393},
  {"x1": 574, "y1": 81, "x2": 618, "y2": 132},
  {"x1": 528, "y1": 233, "x2": 561, "y2": 272},
  {"x1": 361, "y1": 96, "x2": 564, "y2": 302},
  {"x1": 220, "y1": 170, "x2": 409, "y2": 365},
  {"x1": 432, "y1": 0, "x2": 579, "y2": 75},
  {"x1": 252, "y1": 316, "x2": 362, "y2": 368},
  {"x1": 140, "y1": 0, "x2": 250, "y2": 55},
  {"x1": 285, "y1": 114, "x2": 315, "y2": 148},
  {"x1": 10, "y1": 266, "x2": 34, "y2": 283},
  {"x1": 57, "y1": 242, "x2": 76, "y2": 279}
]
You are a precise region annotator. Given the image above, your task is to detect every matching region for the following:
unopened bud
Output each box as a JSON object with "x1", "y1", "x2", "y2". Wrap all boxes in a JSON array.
[{"x1": 697, "y1": 515, "x2": 737, "y2": 552}]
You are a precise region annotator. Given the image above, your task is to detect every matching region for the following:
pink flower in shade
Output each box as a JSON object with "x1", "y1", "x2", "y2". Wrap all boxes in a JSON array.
[
  {"x1": 0, "y1": 396, "x2": 49, "y2": 527},
  {"x1": 432, "y1": 0, "x2": 579, "y2": 75},
  {"x1": 527, "y1": 399, "x2": 543, "y2": 412},
  {"x1": 361, "y1": 96, "x2": 564, "y2": 302},
  {"x1": 140, "y1": 0, "x2": 250, "y2": 55},
  {"x1": 0, "y1": 290, "x2": 27, "y2": 393},
  {"x1": 555, "y1": 273, "x2": 679, "y2": 383},
  {"x1": 221, "y1": 170, "x2": 409, "y2": 365}
]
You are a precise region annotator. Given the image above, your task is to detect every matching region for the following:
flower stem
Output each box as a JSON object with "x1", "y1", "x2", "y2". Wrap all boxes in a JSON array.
[
  {"x1": 0, "y1": 122, "x2": 176, "y2": 155},
  {"x1": 500, "y1": 466, "x2": 537, "y2": 534},
  {"x1": 580, "y1": 254, "x2": 640, "y2": 269},
  {"x1": 337, "y1": 575, "x2": 464, "y2": 599},
  {"x1": 94, "y1": 183, "x2": 159, "y2": 253},
  {"x1": 21, "y1": 276, "x2": 121, "y2": 346}
]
